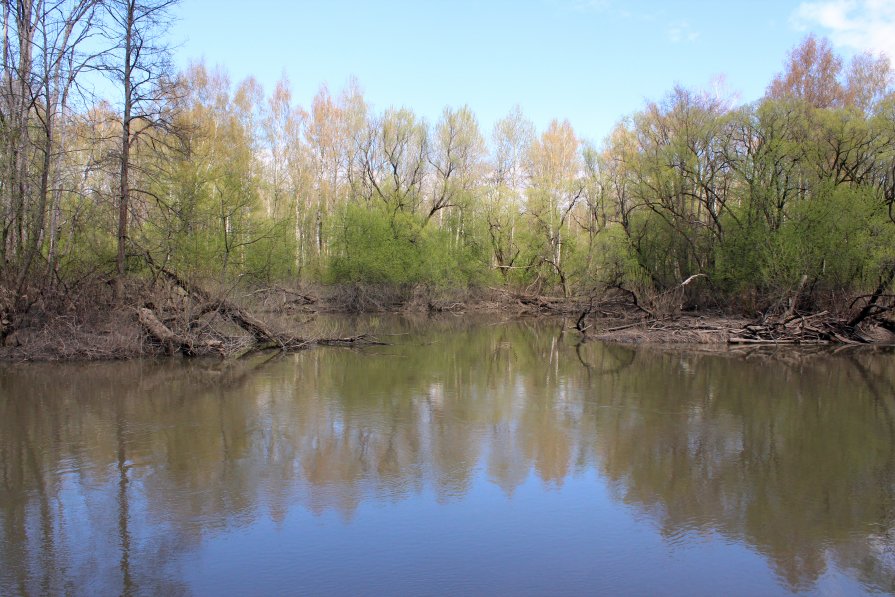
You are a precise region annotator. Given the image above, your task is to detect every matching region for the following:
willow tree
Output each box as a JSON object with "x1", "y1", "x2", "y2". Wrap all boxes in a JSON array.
[
  {"x1": 426, "y1": 105, "x2": 485, "y2": 229},
  {"x1": 359, "y1": 107, "x2": 428, "y2": 216}
]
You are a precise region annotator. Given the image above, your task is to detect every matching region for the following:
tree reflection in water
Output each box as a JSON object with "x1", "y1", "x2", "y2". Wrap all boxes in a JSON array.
[{"x1": 1, "y1": 317, "x2": 893, "y2": 594}]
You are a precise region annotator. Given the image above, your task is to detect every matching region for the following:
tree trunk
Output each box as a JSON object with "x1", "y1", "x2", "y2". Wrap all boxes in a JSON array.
[{"x1": 115, "y1": 0, "x2": 135, "y2": 302}]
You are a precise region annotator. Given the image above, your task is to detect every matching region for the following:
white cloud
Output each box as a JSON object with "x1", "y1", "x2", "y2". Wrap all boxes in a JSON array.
[
  {"x1": 793, "y1": 0, "x2": 895, "y2": 60},
  {"x1": 667, "y1": 21, "x2": 699, "y2": 44}
]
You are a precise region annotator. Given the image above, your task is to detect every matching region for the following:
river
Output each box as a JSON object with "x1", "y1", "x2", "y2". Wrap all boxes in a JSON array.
[{"x1": 1, "y1": 316, "x2": 893, "y2": 595}]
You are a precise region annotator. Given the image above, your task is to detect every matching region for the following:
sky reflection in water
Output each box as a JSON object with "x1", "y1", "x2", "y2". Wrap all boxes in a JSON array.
[{"x1": 1, "y1": 316, "x2": 894, "y2": 596}]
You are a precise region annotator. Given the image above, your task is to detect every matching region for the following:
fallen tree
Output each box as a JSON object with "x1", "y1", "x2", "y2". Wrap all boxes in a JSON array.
[{"x1": 136, "y1": 266, "x2": 384, "y2": 358}]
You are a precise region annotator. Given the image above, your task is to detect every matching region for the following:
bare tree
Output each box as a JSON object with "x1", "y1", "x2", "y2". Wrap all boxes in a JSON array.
[
  {"x1": 0, "y1": 0, "x2": 102, "y2": 303},
  {"x1": 102, "y1": 0, "x2": 179, "y2": 301},
  {"x1": 1, "y1": 0, "x2": 38, "y2": 270},
  {"x1": 16, "y1": 0, "x2": 102, "y2": 298}
]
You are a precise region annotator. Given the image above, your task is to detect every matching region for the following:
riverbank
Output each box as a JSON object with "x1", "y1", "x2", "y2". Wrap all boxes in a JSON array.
[
  {"x1": 585, "y1": 314, "x2": 895, "y2": 346},
  {"x1": 2, "y1": 279, "x2": 894, "y2": 361},
  {"x1": 0, "y1": 282, "x2": 559, "y2": 361}
]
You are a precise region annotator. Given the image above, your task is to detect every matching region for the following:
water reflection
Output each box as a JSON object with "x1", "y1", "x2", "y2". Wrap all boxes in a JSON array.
[{"x1": 1, "y1": 317, "x2": 894, "y2": 595}]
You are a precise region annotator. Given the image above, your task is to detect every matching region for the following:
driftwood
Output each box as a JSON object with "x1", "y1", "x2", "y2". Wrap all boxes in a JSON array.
[
  {"x1": 487, "y1": 287, "x2": 586, "y2": 314},
  {"x1": 151, "y1": 266, "x2": 281, "y2": 344},
  {"x1": 574, "y1": 277, "x2": 712, "y2": 341},
  {"x1": 250, "y1": 286, "x2": 316, "y2": 304}
]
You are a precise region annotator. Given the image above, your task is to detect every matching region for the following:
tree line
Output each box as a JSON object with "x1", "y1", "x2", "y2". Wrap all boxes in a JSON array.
[{"x1": 3, "y1": 2, "x2": 895, "y2": 313}]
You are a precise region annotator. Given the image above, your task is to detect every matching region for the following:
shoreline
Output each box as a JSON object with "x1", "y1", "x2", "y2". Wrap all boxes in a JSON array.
[{"x1": 2, "y1": 283, "x2": 894, "y2": 362}]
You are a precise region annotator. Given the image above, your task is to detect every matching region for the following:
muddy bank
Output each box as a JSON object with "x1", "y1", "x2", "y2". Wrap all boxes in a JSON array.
[
  {"x1": 585, "y1": 315, "x2": 751, "y2": 345},
  {"x1": 585, "y1": 314, "x2": 894, "y2": 345},
  {"x1": 0, "y1": 279, "x2": 383, "y2": 362},
  {"x1": 2, "y1": 280, "x2": 894, "y2": 361},
  {"x1": 1, "y1": 280, "x2": 578, "y2": 361}
]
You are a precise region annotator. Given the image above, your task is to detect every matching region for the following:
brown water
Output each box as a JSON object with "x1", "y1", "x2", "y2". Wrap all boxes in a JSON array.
[{"x1": 1, "y1": 316, "x2": 894, "y2": 596}]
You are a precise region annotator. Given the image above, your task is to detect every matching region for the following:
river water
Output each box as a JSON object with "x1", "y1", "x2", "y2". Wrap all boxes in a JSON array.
[{"x1": 1, "y1": 316, "x2": 894, "y2": 596}]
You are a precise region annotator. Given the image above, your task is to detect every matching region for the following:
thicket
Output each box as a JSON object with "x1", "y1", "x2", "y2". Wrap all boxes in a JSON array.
[{"x1": 2, "y1": 11, "x2": 895, "y2": 325}]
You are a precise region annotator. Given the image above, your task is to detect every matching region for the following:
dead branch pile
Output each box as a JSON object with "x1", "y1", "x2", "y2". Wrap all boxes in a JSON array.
[
  {"x1": 576, "y1": 274, "x2": 895, "y2": 346},
  {"x1": 488, "y1": 287, "x2": 588, "y2": 315},
  {"x1": 137, "y1": 267, "x2": 384, "y2": 358},
  {"x1": 249, "y1": 286, "x2": 317, "y2": 313},
  {"x1": 726, "y1": 273, "x2": 895, "y2": 345},
  {"x1": 728, "y1": 311, "x2": 864, "y2": 345},
  {"x1": 584, "y1": 315, "x2": 745, "y2": 344}
]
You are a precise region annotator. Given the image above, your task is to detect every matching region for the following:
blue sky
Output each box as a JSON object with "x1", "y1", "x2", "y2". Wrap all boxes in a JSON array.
[{"x1": 171, "y1": 0, "x2": 895, "y2": 144}]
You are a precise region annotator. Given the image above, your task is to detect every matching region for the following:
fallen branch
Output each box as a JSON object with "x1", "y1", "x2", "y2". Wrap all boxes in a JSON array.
[
  {"x1": 848, "y1": 265, "x2": 895, "y2": 327},
  {"x1": 138, "y1": 307, "x2": 223, "y2": 356}
]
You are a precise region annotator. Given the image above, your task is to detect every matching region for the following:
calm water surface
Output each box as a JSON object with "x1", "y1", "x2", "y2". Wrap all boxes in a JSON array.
[{"x1": 1, "y1": 316, "x2": 894, "y2": 596}]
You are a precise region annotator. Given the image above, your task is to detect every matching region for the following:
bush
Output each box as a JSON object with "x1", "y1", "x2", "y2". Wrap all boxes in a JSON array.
[
  {"x1": 762, "y1": 184, "x2": 889, "y2": 297},
  {"x1": 326, "y1": 203, "x2": 491, "y2": 287}
]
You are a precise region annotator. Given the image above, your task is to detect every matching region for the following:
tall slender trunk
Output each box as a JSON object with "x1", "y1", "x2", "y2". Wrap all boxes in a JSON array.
[
  {"x1": 11, "y1": 0, "x2": 35, "y2": 265},
  {"x1": 295, "y1": 193, "x2": 303, "y2": 274},
  {"x1": 45, "y1": 150, "x2": 63, "y2": 281},
  {"x1": 117, "y1": 117, "x2": 130, "y2": 300},
  {"x1": 16, "y1": 2, "x2": 66, "y2": 300},
  {"x1": 1, "y1": 2, "x2": 10, "y2": 265},
  {"x1": 47, "y1": 79, "x2": 72, "y2": 283},
  {"x1": 13, "y1": 102, "x2": 50, "y2": 300},
  {"x1": 115, "y1": 0, "x2": 134, "y2": 302}
]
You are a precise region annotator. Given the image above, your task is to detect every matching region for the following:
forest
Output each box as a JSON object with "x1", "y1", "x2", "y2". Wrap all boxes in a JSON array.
[{"x1": 2, "y1": 0, "x2": 895, "y2": 356}]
